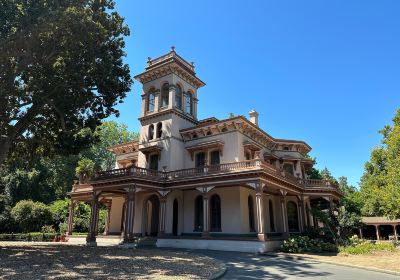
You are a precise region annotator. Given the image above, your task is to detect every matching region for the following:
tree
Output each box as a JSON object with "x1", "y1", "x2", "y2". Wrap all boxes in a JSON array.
[
  {"x1": 338, "y1": 176, "x2": 363, "y2": 215},
  {"x1": 0, "y1": 0, "x2": 132, "y2": 166},
  {"x1": 359, "y1": 108, "x2": 400, "y2": 219},
  {"x1": 82, "y1": 121, "x2": 139, "y2": 171},
  {"x1": 11, "y1": 200, "x2": 52, "y2": 232}
]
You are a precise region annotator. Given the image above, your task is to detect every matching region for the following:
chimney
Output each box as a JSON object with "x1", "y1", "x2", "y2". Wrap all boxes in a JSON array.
[{"x1": 249, "y1": 110, "x2": 259, "y2": 126}]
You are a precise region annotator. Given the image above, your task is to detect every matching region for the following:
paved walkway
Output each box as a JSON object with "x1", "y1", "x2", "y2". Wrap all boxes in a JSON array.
[{"x1": 198, "y1": 250, "x2": 400, "y2": 280}]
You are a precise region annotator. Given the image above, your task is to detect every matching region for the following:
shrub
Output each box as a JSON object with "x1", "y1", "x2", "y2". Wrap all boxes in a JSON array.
[
  {"x1": 281, "y1": 235, "x2": 337, "y2": 253},
  {"x1": 49, "y1": 199, "x2": 70, "y2": 231},
  {"x1": 11, "y1": 200, "x2": 52, "y2": 232},
  {"x1": 0, "y1": 233, "x2": 59, "y2": 242},
  {"x1": 339, "y1": 241, "x2": 396, "y2": 255},
  {"x1": 41, "y1": 225, "x2": 56, "y2": 233}
]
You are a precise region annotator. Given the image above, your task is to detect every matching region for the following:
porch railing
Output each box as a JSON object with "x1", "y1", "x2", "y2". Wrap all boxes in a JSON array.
[{"x1": 94, "y1": 160, "x2": 338, "y2": 190}]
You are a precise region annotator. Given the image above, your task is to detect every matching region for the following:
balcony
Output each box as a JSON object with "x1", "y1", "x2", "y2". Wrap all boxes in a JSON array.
[{"x1": 93, "y1": 160, "x2": 339, "y2": 191}]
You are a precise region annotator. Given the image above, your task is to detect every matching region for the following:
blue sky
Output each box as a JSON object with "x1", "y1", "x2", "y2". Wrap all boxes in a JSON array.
[{"x1": 109, "y1": 0, "x2": 400, "y2": 187}]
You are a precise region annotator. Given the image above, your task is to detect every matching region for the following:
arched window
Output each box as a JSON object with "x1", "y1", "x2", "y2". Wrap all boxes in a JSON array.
[
  {"x1": 156, "y1": 122, "x2": 162, "y2": 138},
  {"x1": 283, "y1": 163, "x2": 294, "y2": 175},
  {"x1": 148, "y1": 124, "x2": 154, "y2": 140},
  {"x1": 185, "y1": 92, "x2": 192, "y2": 114},
  {"x1": 210, "y1": 194, "x2": 221, "y2": 232},
  {"x1": 195, "y1": 152, "x2": 206, "y2": 167},
  {"x1": 287, "y1": 201, "x2": 299, "y2": 232},
  {"x1": 174, "y1": 85, "x2": 182, "y2": 109},
  {"x1": 194, "y1": 196, "x2": 203, "y2": 231},
  {"x1": 269, "y1": 200, "x2": 275, "y2": 232},
  {"x1": 147, "y1": 89, "x2": 155, "y2": 112},
  {"x1": 161, "y1": 83, "x2": 169, "y2": 108},
  {"x1": 248, "y1": 196, "x2": 255, "y2": 232},
  {"x1": 210, "y1": 150, "x2": 220, "y2": 165}
]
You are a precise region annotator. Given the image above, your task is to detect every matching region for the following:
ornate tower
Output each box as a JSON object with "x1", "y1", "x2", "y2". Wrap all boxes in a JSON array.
[{"x1": 134, "y1": 47, "x2": 205, "y2": 171}]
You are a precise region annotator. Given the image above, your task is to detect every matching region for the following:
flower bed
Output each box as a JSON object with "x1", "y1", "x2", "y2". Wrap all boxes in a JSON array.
[
  {"x1": 281, "y1": 235, "x2": 337, "y2": 253},
  {"x1": 0, "y1": 233, "x2": 61, "y2": 242}
]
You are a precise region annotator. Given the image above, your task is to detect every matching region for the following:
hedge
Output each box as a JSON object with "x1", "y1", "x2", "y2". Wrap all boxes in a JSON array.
[{"x1": 0, "y1": 232, "x2": 60, "y2": 242}]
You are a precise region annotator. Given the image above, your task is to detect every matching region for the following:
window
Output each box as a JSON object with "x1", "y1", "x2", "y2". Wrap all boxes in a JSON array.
[
  {"x1": 248, "y1": 196, "x2": 255, "y2": 232},
  {"x1": 283, "y1": 163, "x2": 294, "y2": 175},
  {"x1": 195, "y1": 152, "x2": 206, "y2": 167},
  {"x1": 174, "y1": 85, "x2": 182, "y2": 109},
  {"x1": 148, "y1": 124, "x2": 154, "y2": 140},
  {"x1": 194, "y1": 196, "x2": 203, "y2": 231},
  {"x1": 210, "y1": 150, "x2": 220, "y2": 165},
  {"x1": 161, "y1": 83, "x2": 169, "y2": 108},
  {"x1": 245, "y1": 152, "x2": 251, "y2": 161},
  {"x1": 156, "y1": 122, "x2": 162, "y2": 138},
  {"x1": 269, "y1": 200, "x2": 275, "y2": 232},
  {"x1": 210, "y1": 194, "x2": 221, "y2": 231},
  {"x1": 147, "y1": 90, "x2": 155, "y2": 112},
  {"x1": 287, "y1": 201, "x2": 299, "y2": 232},
  {"x1": 283, "y1": 146, "x2": 289, "y2": 151},
  {"x1": 149, "y1": 154, "x2": 159, "y2": 170},
  {"x1": 185, "y1": 93, "x2": 192, "y2": 114}
]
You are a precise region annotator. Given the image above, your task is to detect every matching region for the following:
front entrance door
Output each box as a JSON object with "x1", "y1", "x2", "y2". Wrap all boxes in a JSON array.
[{"x1": 173, "y1": 199, "x2": 178, "y2": 236}]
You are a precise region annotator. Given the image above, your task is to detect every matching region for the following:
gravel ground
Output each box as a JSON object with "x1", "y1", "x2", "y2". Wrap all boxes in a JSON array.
[{"x1": 0, "y1": 242, "x2": 223, "y2": 279}]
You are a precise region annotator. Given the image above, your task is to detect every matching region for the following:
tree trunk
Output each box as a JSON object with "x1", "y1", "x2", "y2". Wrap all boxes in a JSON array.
[{"x1": 0, "y1": 137, "x2": 11, "y2": 169}]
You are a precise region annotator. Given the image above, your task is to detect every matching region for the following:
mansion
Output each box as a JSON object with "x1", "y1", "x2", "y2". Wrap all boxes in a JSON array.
[{"x1": 68, "y1": 48, "x2": 342, "y2": 252}]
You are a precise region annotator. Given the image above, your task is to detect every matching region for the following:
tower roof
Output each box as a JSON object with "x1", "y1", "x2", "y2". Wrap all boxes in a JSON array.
[{"x1": 134, "y1": 47, "x2": 205, "y2": 89}]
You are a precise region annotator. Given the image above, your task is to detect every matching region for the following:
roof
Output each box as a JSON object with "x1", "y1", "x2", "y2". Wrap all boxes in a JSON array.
[{"x1": 362, "y1": 217, "x2": 400, "y2": 225}]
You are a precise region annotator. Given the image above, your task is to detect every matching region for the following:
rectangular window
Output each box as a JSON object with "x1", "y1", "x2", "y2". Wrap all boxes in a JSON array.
[
  {"x1": 195, "y1": 152, "x2": 206, "y2": 167},
  {"x1": 210, "y1": 150, "x2": 220, "y2": 165},
  {"x1": 149, "y1": 154, "x2": 159, "y2": 170},
  {"x1": 148, "y1": 93, "x2": 155, "y2": 112},
  {"x1": 186, "y1": 94, "x2": 192, "y2": 114}
]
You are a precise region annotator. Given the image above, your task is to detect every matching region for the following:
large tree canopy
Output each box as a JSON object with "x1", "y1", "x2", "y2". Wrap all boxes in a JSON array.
[
  {"x1": 0, "y1": 0, "x2": 132, "y2": 166},
  {"x1": 360, "y1": 109, "x2": 400, "y2": 219}
]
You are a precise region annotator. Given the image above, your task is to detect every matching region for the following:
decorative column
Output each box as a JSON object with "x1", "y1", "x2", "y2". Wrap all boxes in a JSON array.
[
  {"x1": 297, "y1": 196, "x2": 305, "y2": 232},
  {"x1": 158, "y1": 197, "x2": 167, "y2": 237},
  {"x1": 280, "y1": 190, "x2": 289, "y2": 238},
  {"x1": 196, "y1": 186, "x2": 214, "y2": 238},
  {"x1": 103, "y1": 202, "x2": 112, "y2": 235},
  {"x1": 393, "y1": 225, "x2": 398, "y2": 241},
  {"x1": 255, "y1": 184, "x2": 267, "y2": 241},
  {"x1": 67, "y1": 200, "x2": 75, "y2": 236},
  {"x1": 359, "y1": 228, "x2": 363, "y2": 239},
  {"x1": 202, "y1": 193, "x2": 210, "y2": 237},
  {"x1": 375, "y1": 225, "x2": 380, "y2": 241},
  {"x1": 86, "y1": 192, "x2": 100, "y2": 245},
  {"x1": 121, "y1": 186, "x2": 136, "y2": 244},
  {"x1": 168, "y1": 85, "x2": 176, "y2": 109}
]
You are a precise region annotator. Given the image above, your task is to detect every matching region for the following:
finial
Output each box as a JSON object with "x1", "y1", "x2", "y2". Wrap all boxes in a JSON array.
[
  {"x1": 191, "y1": 61, "x2": 195, "y2": 67},
  {"x1": 147, "y1": 57, "x2": 152, "y2": 65},
  {"x1": 170, "y1": 46, "x2": 175, "y2": 52}
]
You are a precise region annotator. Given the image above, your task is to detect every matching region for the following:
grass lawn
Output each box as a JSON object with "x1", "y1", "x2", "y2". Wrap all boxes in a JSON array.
[
  {"x1": 0, "y1": 242, "x2": 224, "y2": 279},
  {"x1": 293, "y1": 249, "x2": 400, "y2": 273}
]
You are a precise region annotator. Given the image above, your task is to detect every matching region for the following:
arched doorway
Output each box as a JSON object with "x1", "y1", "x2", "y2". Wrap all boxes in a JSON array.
[
  {"x1": 144, "y1": 195, "x2": 160, "y2": 236},
  {"x1": 287, "y1": 201, "x2": 299, "y2": 232},
  {"x1": 173, "y1": 199, "x2": 178, "y2": 236}
]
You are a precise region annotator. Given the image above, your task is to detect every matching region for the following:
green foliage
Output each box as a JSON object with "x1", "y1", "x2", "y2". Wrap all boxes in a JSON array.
[
  {"x1": 0, "y1": 0, "x2": 132, "y2": 166},
  {"x1": 41, "y1": 225, "x2": 56, "y2": 234},
  {"x1": 75, "y1": 158, "x2": 96, "y2": 182},
  {"x1": 10, "y1": 200, "x2": 52, "y2": 232},
  {"x1": 338, "y1": 177, "x2": 363, "y2": 215},
  {"x1": 49, "y1": 199, "x2": 70, "y2": 230},
  {"x1": 339, "y1": 240, "x2": 396, "y2": 255},
  {"x1": 359, "y1": 108, "x2": 400, "y2": 219},
  {"x1": 281, "y1": 235, "x2": 337, "y2": 253},
  {"x1": 0, "y1": 233, "x2": 60, "y2": 242}
]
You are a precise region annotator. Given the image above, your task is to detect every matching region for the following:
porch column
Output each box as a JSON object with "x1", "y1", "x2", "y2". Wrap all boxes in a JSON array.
[
  {"x1": 280, "y1": 192, "x2": 289, "y2": 238},
  {"x1": 86, "y1": 193, "x2": 100, "y2": 245},
  {"x1": 103, "y1": 203, "x2": 112, "y2": 235},
  {"x1": 158, "y1": 197, "x2": 167, "y2": 237},
  {"x1": 255, "y1": 187, "x2": 267, "y2": 241},
  {"x1": 297, "y1": 195, "x2": 306, "y2": 232},
  {"x1": 359, "y1": 228, "x2": 363, "y2": 239},
  {"x1": 67, "y1": 200, "x2": 75, "y2": 236},
  {"x1": 393, "y1": 225, "x2": 398, "y2": 241},
  {"x1": 121, "y1": 187, "x2": 136, "y2": 244},
  {"x1": 375, "y1": 225, "x2": 380, "y2": 241},
  {"x1": 202, "y1": 194, "x2": 210, "y2": 238}
]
